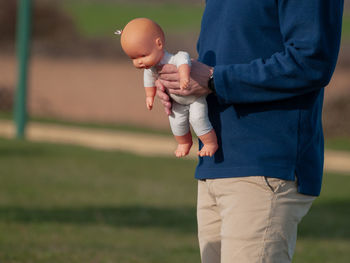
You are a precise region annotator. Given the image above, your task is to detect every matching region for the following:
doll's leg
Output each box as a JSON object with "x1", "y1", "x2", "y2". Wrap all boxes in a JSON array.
[
  {"x1": 169, "y1": 102, "x2": 193, "y2": 157},
  {"x1": 174, "y1": 131, "x2": 193, "y2": 157},
  {"x1": 189, "y1": 97, "x2": 218, "y2": 157},
  {"x1": 197, "y1": 130, "x2": 218, "y2": 157}
]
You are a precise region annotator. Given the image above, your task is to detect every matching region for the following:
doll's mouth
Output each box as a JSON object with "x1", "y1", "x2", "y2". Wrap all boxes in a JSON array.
[
  {"x1": 136, "y1": 65, "x2": 147, "y2": 69},
  {"x1": 135, "y1": 64, "x2": 152, "y2": 69}
]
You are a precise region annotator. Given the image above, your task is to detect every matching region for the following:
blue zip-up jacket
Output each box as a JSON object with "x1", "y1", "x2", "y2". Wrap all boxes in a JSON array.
[{"x1": 195, "y1": 0, "x2": 344, "y2": 196}]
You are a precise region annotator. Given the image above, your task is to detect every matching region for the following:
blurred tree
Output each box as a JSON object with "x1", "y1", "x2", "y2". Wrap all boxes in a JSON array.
[
  {"x1": 0, "y1": 0, "x2": 17, "y2": 42},
  {"x1": 0, "y1": 0, "x2": 77, "y2": 44}
]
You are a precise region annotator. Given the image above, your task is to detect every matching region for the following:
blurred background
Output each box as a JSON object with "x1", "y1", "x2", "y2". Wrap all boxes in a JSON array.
[
  {"x1": 0, "y1": 0, "x2": 349, "y2": 262},
  {"x1": 0, "y1": 0, "x2": 204, "y2": 130},
  {"x1": 0, "y1": 0, "x2": 349, "y2": 135}
]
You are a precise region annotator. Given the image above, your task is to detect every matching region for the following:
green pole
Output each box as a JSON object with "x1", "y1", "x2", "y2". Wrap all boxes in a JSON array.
[{"x1": 14, "y1": 0, "x2": 32, "y2": 138}]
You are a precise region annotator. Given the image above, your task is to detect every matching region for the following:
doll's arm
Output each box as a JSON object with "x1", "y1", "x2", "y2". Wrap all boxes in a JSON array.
[
  {"x1": 175, "y1": 51, "x2": 192, "y2": 90},
  {"x1": 145, "y1": 86, "x2": 156, "y2": 110},
  {"x1": 178, "y1": 64, "x2": 191, "y2": 90},
  {"x1": 144, "y1": 69, "x2": 157, "y2": 110}
]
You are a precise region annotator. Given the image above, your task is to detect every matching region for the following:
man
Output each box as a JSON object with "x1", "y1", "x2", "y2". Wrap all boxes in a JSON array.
[{"x1": 156, "y1": 0, "x2": 344, "y2": 262}]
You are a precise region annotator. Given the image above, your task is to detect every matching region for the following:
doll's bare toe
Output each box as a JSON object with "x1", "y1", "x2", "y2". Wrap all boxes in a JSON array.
[
  {"x1": 198, "y1": 144, "x2": 218, "y2": 157},
  {"x1": 175, "y1": 143, "x2": 192, "y2": 158}
]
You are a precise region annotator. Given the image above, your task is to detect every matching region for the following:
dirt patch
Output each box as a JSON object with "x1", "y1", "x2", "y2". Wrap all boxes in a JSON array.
[
  {"x1": 0, "y1": 54, "x2": 349, "y2": 136},
  {"x1": 0, "y1": 54, "x2": 170, "y2": 130}
]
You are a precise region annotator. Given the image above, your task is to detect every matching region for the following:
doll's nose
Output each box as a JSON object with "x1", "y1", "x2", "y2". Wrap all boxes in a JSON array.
[
  {"x1": 134, "y1": 59, "x2": 145, "y2": 68},
  {"x1": 133, "y1": 59, "x2": 141, "y2": 67}
]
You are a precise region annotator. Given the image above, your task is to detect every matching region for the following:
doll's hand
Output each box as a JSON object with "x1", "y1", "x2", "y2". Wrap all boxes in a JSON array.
[
  {"x1": 180, "y1": 77, "x2": 190, "y2": 90},
  {"x1": 146, "y1": 97, "x2": 154, "y2": 110},
  {"x1": 155, "y1": 79, "x2": 172, "y2": 115}
]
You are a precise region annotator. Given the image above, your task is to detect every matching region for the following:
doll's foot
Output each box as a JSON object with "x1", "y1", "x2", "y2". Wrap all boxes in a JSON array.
[
  {"x1": 198, "y1": 143, "x2": 218, "y2": 157},
  {"x1": 198, "y1": 129, "x2": 218, "y2": 157},
  {"x1": 175, "y1": 143, "x2": 192, "y2": 158}
]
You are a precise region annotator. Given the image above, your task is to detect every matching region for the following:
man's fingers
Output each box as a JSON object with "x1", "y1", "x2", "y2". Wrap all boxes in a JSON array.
[
  {"x1": 156, "y1": 89, "x2": 169, "y2": 101},
  {"x1": 158, "y1": 73, "x2": 179, "y2": 81},
  {"x1": 161, "y1": 99, "x2": 171, "y2": 107},
  {"x1": 155, "y1": 80, "x2": 170, "y2": 101},
  {"x1": 157, "y1": 64, "x2": 178, "y2": 73},
  {"x1": 165, "y1": 107, "x2": 172, "y2": 116},
  {"x1": 155, "y1": 79, "x2": 172, "y2": 116},
  {"x1": 159, "y1": 79, "x2": 179, "y2": 90},
  {"x1": 167, "y1": 88, "x2": 191, "y2": 96},
  {"x1": 155, "y1": 79, "x2": 165, "y2": 91},
  {"x1": 162, "y1": 99, "x2": 172, "y2": 115}
]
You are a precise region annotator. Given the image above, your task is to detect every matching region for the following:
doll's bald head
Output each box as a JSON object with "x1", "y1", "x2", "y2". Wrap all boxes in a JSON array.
[
  {"x1": 120, "y1": 18, "x2": 165, "y2": 68},
  {"x1": 121, "y1": 18, "x2": 165, "y2": 57}
]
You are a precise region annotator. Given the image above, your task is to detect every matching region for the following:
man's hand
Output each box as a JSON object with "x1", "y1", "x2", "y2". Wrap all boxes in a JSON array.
[
  {"x1": 155, "y1": 60, "x2": 213, "y2": 115},
  {"x1": 155, "y1": 79, "x2": 172, "y2": 115},
  {"x1": 158, "y1": 60, "x2": 213, "y2": 96}
]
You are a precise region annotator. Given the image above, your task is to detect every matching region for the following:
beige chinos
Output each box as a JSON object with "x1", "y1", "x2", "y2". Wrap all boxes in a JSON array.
[{"x1": 197, "y1": 176, "x2": 315, "y2": 263}]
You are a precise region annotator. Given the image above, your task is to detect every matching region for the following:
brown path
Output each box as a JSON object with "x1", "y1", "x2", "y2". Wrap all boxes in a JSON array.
[
  {"x1": 1, "y1": 120, "x2": 350, "y2": 174},
  {"x1": 1, "y1": 55, "x2": 349, "y2": 132},
  {"x1": 0, "y1": 119, "x2": 194, "y2": 158},
  {"x1": 0, "y1": 54, "x2": 170, "y2": 130}
]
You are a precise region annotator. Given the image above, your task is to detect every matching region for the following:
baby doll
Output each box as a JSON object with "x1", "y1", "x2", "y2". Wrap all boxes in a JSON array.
[{"x1": 118, "y1": 18, "x2": 218, "y2": 157}]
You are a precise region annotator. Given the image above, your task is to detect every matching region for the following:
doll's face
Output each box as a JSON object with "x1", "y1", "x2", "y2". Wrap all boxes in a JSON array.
[
  {"x1": 124, "y1": 37, "x2": 164, "y2": 69},
  {"x1": 120, "y1": 18, "x2": 165, "y2": 69}
]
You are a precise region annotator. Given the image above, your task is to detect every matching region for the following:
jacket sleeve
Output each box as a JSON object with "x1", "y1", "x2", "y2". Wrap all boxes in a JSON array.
[{"x1": 214, "y1": 0, "x2": 344, "y2": 104}]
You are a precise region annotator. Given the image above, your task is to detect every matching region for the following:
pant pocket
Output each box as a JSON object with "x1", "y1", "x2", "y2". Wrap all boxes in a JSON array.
[{"x1": 261, "y1": 176, "x2": 287, "y2": 193}]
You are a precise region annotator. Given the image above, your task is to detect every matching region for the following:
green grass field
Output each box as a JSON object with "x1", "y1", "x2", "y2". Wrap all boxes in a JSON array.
[
  {"x1": 325, "y1": 137, "x2": 350, "y2": 152},
  {"x1": 2, "y1": 110, "x2": 350, "y2": 150},
  {"x1": 0, "y1": 138, "x2": 349, "y2": 262},
  {"x1": 61, "y1": 0, "x2": 350, "y2": 41},
  {"x1": 343, "y1": 14, "x2": 350, "y2": 40},
  {"x1": 62, "y1": 1, "x2": 204, "y2": 37}
]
